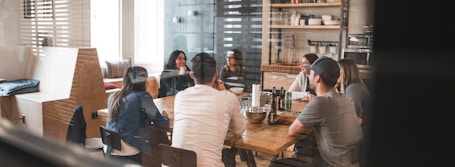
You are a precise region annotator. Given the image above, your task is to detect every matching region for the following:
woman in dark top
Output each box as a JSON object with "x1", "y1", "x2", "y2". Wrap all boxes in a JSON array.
[
  {"x1": 219, "y1": 48, "x2": 247, "y2": 89},
  {"x1": 158, "y1": 50, "x2": 195, "y2": 98}
]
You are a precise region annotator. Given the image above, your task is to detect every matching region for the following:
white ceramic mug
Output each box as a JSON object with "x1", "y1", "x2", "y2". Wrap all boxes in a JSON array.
[
  {"x1": 329, "y1": 46, "x2": 337, "y2": 54},
  {"x1": 319, "y1": 45, "x2": 326, "y2": 54},
  {"x1": 309, "y1": 46, "x2": 317, "y2": 53},
  {"x1": 300, "y1": 19, "x2": 306, "y2": 26}
]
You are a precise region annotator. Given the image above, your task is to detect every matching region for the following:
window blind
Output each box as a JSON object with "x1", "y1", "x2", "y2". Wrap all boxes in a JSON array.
[
  {"x1": 20, "y1": 0, "x2": 90, "y2": 56},
  {"x1": 215, "y1": 0, "x2": 263, "y2": 87}
]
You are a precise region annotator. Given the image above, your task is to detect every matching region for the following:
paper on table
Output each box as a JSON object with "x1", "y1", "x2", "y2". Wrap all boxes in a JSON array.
[
  {"x1": 290, "y1": 91, "x2": 308, "y2": 100},
  {"x1": 251, "y1": 84, "x2": 261, "y2": 107}
]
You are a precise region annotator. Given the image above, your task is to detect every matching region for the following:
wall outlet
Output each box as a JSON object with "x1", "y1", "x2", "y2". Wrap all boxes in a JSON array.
[{"x1": 91, "y1": 111, "x2": 98, "y2": 119}]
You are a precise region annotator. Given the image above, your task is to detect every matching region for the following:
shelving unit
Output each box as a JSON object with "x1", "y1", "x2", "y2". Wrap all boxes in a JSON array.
[
  {"x1": 260, "y1": 0, "x2": 348, "y2": 90},
  {"x1": 271, "y1": 2, "x2": 342, "y2": 8},
  {"x1": 261, "y1": 0, "x2": 348, "y2": 65},
  {"x1": 271, "y1": 25, "x2": 340, "y2": 29}
]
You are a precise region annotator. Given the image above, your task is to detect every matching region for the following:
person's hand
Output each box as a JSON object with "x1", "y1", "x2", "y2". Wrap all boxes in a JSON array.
[
  {"x1": 161, "y1": 110, "x2": 169, "y2": 117},
  {"x1": 307, "y1": 93, "x2": 316, "y2": 101},
  {"x1": 214, "y1": 80, "x2": 226, "y2": 91},
  {"x1": 179, "y1": 66, "x2": 187, "y2": 75}
]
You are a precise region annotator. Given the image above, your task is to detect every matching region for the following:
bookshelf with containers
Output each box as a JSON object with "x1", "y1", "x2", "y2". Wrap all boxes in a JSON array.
[{"x1": 260, "y1": 0, "x2": 348, "y2": 90}]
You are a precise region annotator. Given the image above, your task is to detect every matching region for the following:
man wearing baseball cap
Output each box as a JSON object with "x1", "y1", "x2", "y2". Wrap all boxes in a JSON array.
[{"x1": 273, "y1": 56, "x2": 363, "y2": 167}]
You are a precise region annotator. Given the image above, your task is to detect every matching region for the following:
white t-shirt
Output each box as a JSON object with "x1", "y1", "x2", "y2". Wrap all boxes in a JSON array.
[
  {"x1": 288, "y1": 72, "x2": 309, "y2": 92},
  {"x1": 172, "y1": 84, "x2": 246, "y2": 167}
]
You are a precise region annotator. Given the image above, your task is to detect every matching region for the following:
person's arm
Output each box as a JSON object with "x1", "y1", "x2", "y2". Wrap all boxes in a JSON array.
[
  {"x1": 288, "y1": 72, "x2": 304, "y2": 91},
  {"x1": 214, "y1": 80, "x2": 226, "y2": 91},
  {"x1": 219, "y1": 66, "x2": 228, "y2": 82},
  {"x1": 274, "y1": 114, "x2": 308, "y2": 139},
  {"x1": 228, "y1": 95, "x2": 246, "y2": 136},
  {"x1": 159, "y1": 69, "x2": 180, "y2": 97},
  {"x1": 288, "y1": 118, "x2": 307, "y2": 139},
  {"x1": 287, "y1": 99, "x2": 320, "y2": 139},
  {"x1": 141, "y1": 96, "x2": 170, "y2": 130},
  {"x1": 345, "y1": 84, "x2": 368, "y2": 125}
]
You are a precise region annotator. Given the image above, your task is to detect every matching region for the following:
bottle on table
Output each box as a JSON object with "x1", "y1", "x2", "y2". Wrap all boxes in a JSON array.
[
  {"x1": 268, "y1": 87, "x2": 278, "y2": 125},
  {"x1": 284, "y1": 91, "x2": 292, "y2": 112},
  {"x1": 278, "y1": 87, "x2": 286, "y2": 111}
]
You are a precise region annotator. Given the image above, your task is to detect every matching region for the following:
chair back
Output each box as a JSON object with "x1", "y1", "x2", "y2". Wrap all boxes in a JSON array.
[
  {"x1": 66, "y1": 105, "x2": 87, "y2": 146},
  {"x1": 100, "y1": 126, "x2": 121, "y2": 159},
  {"x1": 159, "y1": 144, "x2": 196, "y2": 167}
]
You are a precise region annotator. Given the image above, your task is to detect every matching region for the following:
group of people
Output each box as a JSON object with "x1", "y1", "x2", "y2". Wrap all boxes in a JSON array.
[
  {"x1": 157, "y1": 48, "x2": 247, "y2": 98},
  {"x1": 104, "y1": 48, "x2": 370, "y2": 167},
  {"x1": 104, "y1": 49, "x2": 247, "y2": 166},
  {"x1": 271, "y1": 53, "x2": 370, "y2": 167}
]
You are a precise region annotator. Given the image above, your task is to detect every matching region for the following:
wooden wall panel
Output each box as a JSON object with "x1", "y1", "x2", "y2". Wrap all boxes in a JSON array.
[{"x1": 42, "y1": 48, "x2": 110, "y2": 143}]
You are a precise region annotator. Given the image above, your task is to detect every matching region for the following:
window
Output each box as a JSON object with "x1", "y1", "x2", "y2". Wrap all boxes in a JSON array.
[
  {"x1": 134, "y1": 0, "x2": 164, "y2": 74},
  {"x1": 91, "y1": 0, "x2": 121, "y2": 64},
  {"x1": 20, "y1": 0, "x2": 168, "y2": 75},
  {"x1": 20, "y1": 0, "x2": 91, "y2": 56}
]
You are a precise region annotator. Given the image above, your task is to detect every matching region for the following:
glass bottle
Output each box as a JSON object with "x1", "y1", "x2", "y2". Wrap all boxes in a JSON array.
[
  {"x1": 283, "y1": 11, "x2": 290, "y2": 25},
  {"x1": 284, "y1": 91, "x2": 292, "y2": 112},
  {"x1": 279, "y1": 12, "x2": 284, "y2": 25},
  {"x1": 278, "y1": 87, "x2": 285, "y2": 111},
  {"x1": 268, "y1": 87, "x2": 277, "y2": 125}
]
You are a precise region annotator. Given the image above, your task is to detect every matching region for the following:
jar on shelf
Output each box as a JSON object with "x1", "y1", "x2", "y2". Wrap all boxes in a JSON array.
[
  {"x1": 285, "y1": 48, "x2": 295, "y2": 65},
  {"x1": 282, "y1": 12, "x2": 290, "y2": 25}
]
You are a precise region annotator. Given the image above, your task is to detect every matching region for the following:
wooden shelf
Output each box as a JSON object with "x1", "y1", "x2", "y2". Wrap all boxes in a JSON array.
[
  {"x1": 271, "y1": 2, "x2": 341, "y2": 8},
  {"x1": 271, "y1": 25, "x2": 340, "y2": 29},
  {"x1": 261, "y1": 64, "x2": 301, "y2": 74}
]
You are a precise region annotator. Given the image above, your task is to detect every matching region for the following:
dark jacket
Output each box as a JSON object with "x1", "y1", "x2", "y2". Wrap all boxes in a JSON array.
[{"x1": 158, "y1": 67, "x2": 195, "y2": 98}]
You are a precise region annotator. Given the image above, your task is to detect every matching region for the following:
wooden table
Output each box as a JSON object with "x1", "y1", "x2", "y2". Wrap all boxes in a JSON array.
[{"x1": 98, "y1": 95, "x2": 308, "y2": 167}]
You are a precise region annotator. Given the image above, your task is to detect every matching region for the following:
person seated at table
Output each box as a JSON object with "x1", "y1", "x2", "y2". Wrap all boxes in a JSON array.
[
  {"x1": 172, "y1": 52, "x2": 245, "y2": 167},
  {"x1": 337, "y1": 58, "x2": 370, "y2": 124},
  {"x1": 158, "y1": 50, "x2": 195, "y2": 98},
  {"x1": 272, "y1": 56, "x2": 363, "y2": 167},
  {"x1": 219, "y1": 48, "x2": 247, "y2": 90},
  {"x1": 338, "y1": 58, "x2": 371, "y2": 166},
  {"x1": 288, "y1": 53, "x2": 318, "y2": 100},
  {"x1": 106, "y1": 66, "x2": 170, "y2": 165}
]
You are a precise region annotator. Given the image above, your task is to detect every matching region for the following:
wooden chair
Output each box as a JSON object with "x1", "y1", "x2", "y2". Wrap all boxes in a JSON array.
[
  {"x1": 66, "y1": 105, "x2": 104, "y2": 152},
  {"x1": 99, "y1": 126, "x2": 121, "y2": 159},
  {"x1": 159, "y1": 143, "x2": 197, "y2": 167}
]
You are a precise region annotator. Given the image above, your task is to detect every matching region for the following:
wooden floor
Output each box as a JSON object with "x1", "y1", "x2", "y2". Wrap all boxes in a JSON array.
[{"x1": 89, "y1": 145, "x2": 295, "y2": 167}]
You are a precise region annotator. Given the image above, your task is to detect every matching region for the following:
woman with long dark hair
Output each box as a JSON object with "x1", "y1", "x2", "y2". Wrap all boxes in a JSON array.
[
  {"x1": 337, "y1": 58, "x2": 370, "y2": 124},
  {"x1": 106, "y1": 66, "x2": 169, "y2": 165},
  {"x1": 158, "y1": 50, "x2": 195, "y2": 98}
]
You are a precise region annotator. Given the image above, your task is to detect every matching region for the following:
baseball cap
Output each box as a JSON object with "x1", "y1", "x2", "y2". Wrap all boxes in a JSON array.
[
  {"x1": 303, "y1": 64, "x2": 311, "y2": 70},
  {"x1": 308, "y1": 56, "x2": 340, "y2": 84}
]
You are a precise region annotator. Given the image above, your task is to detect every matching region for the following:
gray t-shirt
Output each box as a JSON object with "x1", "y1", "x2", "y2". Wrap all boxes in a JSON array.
[
  {"x1": 298, "y1": 90, "x2": 363, "y2": 167},
  {"x1": 345, "y1": 83, "x2": 369, "y2": 119}
]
